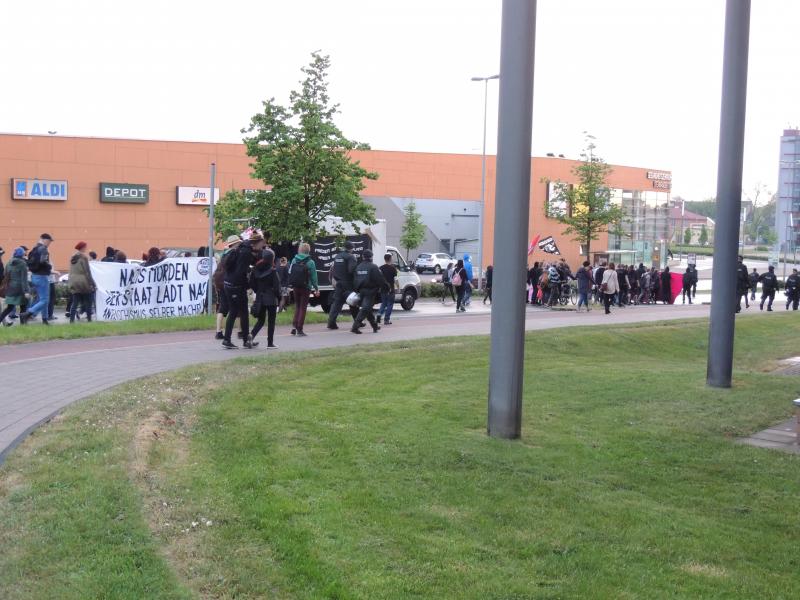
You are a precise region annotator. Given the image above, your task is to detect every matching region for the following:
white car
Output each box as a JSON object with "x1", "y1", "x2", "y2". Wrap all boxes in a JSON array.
[{"x1": 415, "y1": 252, "x2": 454, "y2": 274}]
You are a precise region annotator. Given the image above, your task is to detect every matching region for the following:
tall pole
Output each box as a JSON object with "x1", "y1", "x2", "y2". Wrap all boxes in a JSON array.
[
  {"x1": 707, "y1": 0, "x2": 751, "y2": 388},
  {"x1": 679, "y1": 199, "x2": 685, "y2": 261},
  {"x1": 487, "y1": 0, "x2": 536, "y2": 438},
  {"x1": 207, "y1": 162, "x2": 217, "y2": 315}
]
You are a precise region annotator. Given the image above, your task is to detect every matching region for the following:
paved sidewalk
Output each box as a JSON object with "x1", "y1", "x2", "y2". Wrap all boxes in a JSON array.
[{"x1": 0, "y1": 303, "x2": 710, "y2": 464}]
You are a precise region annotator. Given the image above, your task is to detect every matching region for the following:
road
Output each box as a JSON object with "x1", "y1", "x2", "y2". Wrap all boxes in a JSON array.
[{"x1": 0, "y1": 302, "x2": 710, "y2": 464}]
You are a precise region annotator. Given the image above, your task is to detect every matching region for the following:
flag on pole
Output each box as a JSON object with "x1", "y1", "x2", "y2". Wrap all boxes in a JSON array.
[
  {"x1": 538, "y1": 236, "x2": 561, "y2": 255},
  {"x1": 527, "y1": 234, "x2": 541, "y2": 255}
]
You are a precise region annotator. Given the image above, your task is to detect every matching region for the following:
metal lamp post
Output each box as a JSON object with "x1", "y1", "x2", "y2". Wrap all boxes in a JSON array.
[{"x1": 471, "y1": 74, "x2": 499, "y2": 293}]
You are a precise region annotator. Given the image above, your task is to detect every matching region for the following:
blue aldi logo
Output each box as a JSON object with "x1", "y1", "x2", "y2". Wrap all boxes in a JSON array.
[{"x1": 11, "y1": 178, "x2": 68, "y2": 201}]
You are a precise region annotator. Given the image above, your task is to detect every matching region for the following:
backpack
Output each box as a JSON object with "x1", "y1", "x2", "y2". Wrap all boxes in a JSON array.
[
  {"x1": 288, "y1": 256, "x2": 311, "y2": 287},
  {"x1": 26, "y1": 247, "x2": 41, "y2": 272},
  {"x1": 451, "y1": 269, "x2": 462, "y2": 287},
  {"x1": 224, "y1": 246, "x2": 240, "y2": 271}
]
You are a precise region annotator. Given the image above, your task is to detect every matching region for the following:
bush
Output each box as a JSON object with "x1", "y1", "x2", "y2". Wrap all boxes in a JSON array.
[
  {"x1": 420, "y1": 281, "x2": 484, "y2": 298},
  {"x1": 756, "y1": 245, "x2": 769, "y2": 252}
]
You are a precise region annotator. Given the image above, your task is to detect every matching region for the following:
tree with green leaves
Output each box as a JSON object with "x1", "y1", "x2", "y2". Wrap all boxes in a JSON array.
[
  {"x1": 209, "y1": 190, "x2": 254, "y2": 242},
  {"x1": 546, "y1": 138, "x2": 626, "y2": 259},
  {"x1": 699, "y1": 224, "x2": 708, "y2": 246},
  {"x1": 400, "y1": 201, "x2": 426, "y2": 260},
  {"x1": 239, "y1": 52, "x2": 378, "y2": 243},
  {"x1": 684, "y1": 227, "x2": 692, "y2": 245}
]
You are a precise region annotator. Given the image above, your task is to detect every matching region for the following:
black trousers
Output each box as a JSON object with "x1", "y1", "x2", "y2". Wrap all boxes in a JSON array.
[
  {"x1": 251, "y1": 305, "x2": 277, "y2": 344},
  {"x1": 48, "y1": 282, "x2": 56, "y2": 319},
  {"x1": 224, "y1": 285, "x2": 249, "y2": 341},
  {"x1": 787, "y1": 290, "x2": 800, "y2": 310},
  {"x1": 354, "y1": 291, "x2": 378, "y2": 329},
  {"x1": 603, "y1": 292, "x2": 614, "y2": 314},
  {"x1": 327, "y1": 282, "x2": 358, "y2": 327},
  {"x1": 761, "y1": 289, "x2": 775, "y2": 310},
  {"x1": 69, "y1": 293, "x2": 93, "y2": 322},
  {"x1": 682, "y1": 284, "x2": 693, "y2": 304}
]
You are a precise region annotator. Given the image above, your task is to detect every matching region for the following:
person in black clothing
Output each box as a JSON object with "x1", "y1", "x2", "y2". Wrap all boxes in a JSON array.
[
  {"x1": 735, "y1": 256, "x2": 749, "y2": 312},
  {"x1": 616, "y1": 264, "x2": 629, "y2": 306},
  {"x1": 101, "y1": 246, "x2": 116, "y2": 262},
  {"x1": 527, "y1": 262, "x2": 541, "y2": 304},
  {"x1": 748, "y1": 268, "x2": 759, "y2": 302},
  {"x1": 483, "y1": 265, "x2": 493, "y2": 304},
  {"x1": 660, "y1": 266, "x2": 672, "y2": 305},
  {"x1": 681, "y1": 265, "x2": 697, "y2": 304},
  {"x1": 758, "y1": 265, "x2": 779, "y2": 311},
  {"x1": 351, "y1": 249, "x2": 386, "y2": 334},
  {"x1": 785, "y1": 268, "x2": 800, "y2": 311},
  {"x1": 20, "y1": 234, "x2": 55, "y2": 325},
  {"x1": 250, "y1": 248, "x2": 281, "y2": 348},
  {"x1": 377, "y1": 253, "x2": 398, "y2": 325},
  {"x1": 327, "y1": 241, "x2": 358, "y2": 329},
  {"x1": 222, "y1": 234, "x2": 265, "y2": 349},
  {"x1": 454, "y1": 259, "x2": 469, "y2": 312},
  {"x1": 0, "y1": 247, "x2": 5, "y2": 281},
  {"x1": 441, "y1": 262, "x2": 456, "y2": 302},
  {"x1": 277, "y1": 256, "x2": 290, "y2": 312}
]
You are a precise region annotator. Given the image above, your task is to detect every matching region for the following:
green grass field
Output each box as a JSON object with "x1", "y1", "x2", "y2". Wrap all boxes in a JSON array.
[
  {"x1": 1, "y1": 316, "x2": 799, "y2": 599},
  {"x1": 0, "y1": 310, "x2": 328, "y2": 346}
]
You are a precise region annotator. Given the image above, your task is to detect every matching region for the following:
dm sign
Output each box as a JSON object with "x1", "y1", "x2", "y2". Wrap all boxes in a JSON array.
[
  {"x1": 12, "y1": 178, "x2": 68, "y2": 201},
  {"x1": 100, "y1": 182, "x2": 149, "y2": 203},
  {"x1": 176, "y1": 186, "x2": 219, "y2": 206}
]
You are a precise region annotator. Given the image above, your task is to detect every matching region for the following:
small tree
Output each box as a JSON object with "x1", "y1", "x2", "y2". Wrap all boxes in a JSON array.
[
  {"x1": 400, "y1": 201, "x2": 426, "y2": 260},
  {"x1": 684, "y1": 227, "x2": 692, "y2": 245},
  {"x1": 699, "y1": 224, "x2": 708, "y2": 245},
  {"x1": 208, "y1": 190, "x2": 254, "y2": 242},
  {"x1": 241, "y1": 52, "x2": 378, "y2": 242},
  {"x1": 547, "y1": 137, "x2": 626, "y2": 258}
]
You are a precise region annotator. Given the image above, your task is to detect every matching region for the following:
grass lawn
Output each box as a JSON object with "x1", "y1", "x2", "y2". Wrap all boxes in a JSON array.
[
  {"x1": 1, "y1": 316, "x2": 799, "y2": 598},
  {"x1": 0, "y1": 310, "x2": 328, "y2": 346}
]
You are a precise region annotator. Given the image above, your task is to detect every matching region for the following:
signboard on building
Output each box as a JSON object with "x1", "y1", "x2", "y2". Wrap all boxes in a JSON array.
[
  {"x1": 12, "y1": 178, "x2": 68, "y2": 201},
  {"x1": 647, "y1": 171, "x2": 672, "y2": 191},
  {"x1": 176, "y1": 186, "x2": 219, "y2": 206},
  {"x1": 100, "y1": 182, "x2": 149, "y2": 204}
]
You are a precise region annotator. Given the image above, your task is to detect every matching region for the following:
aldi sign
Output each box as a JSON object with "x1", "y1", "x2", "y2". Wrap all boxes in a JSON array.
[
  {"x1": 12, "y1": 178, "x2": 68, "y2": 201},
  {"x1": 100, "y1": 182, "x2": 149, "y2": 203},
  {"x1": 176, "y1": 186, "x2": 219, "y2": 206}
]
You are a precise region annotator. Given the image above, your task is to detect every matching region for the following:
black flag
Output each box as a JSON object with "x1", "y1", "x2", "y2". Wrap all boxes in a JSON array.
[{"x1": 538, "y1": 236, "x2": 561, "y2": 255}]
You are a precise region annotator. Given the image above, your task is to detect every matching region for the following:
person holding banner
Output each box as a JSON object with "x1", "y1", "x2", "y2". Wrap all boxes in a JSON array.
[
  {"x1": 222, "y1": 233, "x2": 265, "y2": 349},
  {"x1": 67, "y1": 241, "x2": 96, "y2": 323}
]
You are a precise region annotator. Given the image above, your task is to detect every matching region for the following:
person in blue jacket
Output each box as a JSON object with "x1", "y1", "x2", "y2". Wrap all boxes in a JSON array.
[{"x1": 463, "y1": 254, "x2": 474, "y2": 306}]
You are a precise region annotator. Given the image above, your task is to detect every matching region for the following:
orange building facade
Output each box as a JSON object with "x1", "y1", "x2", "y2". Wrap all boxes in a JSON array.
[{"x1": 0, "y1": 133, "x2": 670, "y2": 271}]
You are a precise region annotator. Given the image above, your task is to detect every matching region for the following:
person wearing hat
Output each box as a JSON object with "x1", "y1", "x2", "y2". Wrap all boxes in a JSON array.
[
  {"x1": 785, "y1": 268, "x2": 799, "y2": 311},
  {"x1": 20, "y1": 233, "x2": 54, "y2": 325},
  {"x1": 0, "y1": 248, "x2": 30, "y2": 326},
  {"x1": 222, "y1": 232, "x2": 265, "y2": 349},
  {"x1": 351, "y1": 249, "x2": 386, "y2": 334},
  {"x1": 67, "y1": 241, "x2": 96, "y2": 323},
  {"x1": 326, "y1": 240, "x2": 359, "y2": 329},
  {"x1": 213, "y1": 234, "x2": 242, "y2": 340},
  {"x1": 758, "y1": 265, "x2": 779, "y2": 311}
]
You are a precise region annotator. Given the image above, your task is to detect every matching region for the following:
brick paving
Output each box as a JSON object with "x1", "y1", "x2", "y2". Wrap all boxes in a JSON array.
[{"x1": 0, "y1": 304, "x2": 711, "y2": 464}]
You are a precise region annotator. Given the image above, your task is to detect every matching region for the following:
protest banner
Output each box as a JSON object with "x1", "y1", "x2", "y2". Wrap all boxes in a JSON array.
[{"x1": 91, "y1": 257, "x2": 214, "y2": 321}]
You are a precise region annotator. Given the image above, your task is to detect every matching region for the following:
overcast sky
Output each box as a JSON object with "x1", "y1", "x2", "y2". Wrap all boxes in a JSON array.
[{"x1": 2, "y1": 1, "x2": 798, "y2": 201}]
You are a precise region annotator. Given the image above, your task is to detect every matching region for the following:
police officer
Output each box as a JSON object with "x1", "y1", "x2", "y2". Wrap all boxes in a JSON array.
[
  {"x1": 758, "y1": 265, "x2": 779, "y2": 312},
  {"x1": 785, "y1": 268, "x2": 800, "y2": 311},
  {"x1": 327, "y1": 241, "x2": 358, "y2": 330},
  {"x1": 735, "y1": 255, "x2": 749, "y2": 313},
  {"x1": 351, "y1": 249, "x2": 386, "y2": 334},
  {"x1": 681, "y1": 265, "x2": 697, "y2": 304}
]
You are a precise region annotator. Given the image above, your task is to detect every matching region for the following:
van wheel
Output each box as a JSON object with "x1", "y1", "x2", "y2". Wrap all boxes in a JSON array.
[
  {"x1": 434, "y1": 265, "x2": 442, "y2": 274},
  {"x1": 401, "y1": 289, "x2": 417, "y2": 311}
]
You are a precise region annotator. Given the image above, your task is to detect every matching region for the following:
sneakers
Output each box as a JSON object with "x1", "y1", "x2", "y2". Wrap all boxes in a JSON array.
[
  {"x1": 267, "y1": 343, "x2": 278, "y2": 349},
  {"x1": 1, "y1": 320, "x2": 11, "y2": 327},
  {"x1": 372, "y1": 324, "x2": 381, "y2": 333},
  {"x1": 290, "y1": 328, "x2": 297, "y2": 335},
  {"x1": 327, "y1": 324, "x2": 339, "y2": 330},
  {"x1": 350, "y1": 326, "x2": 362, "y2": 334},
  {"x1": 221, "y1": 340, "x2": 238, "y2": 349},
  {"x1": 383, "y1": 319, "x2": 392, "y2": 325},
  {"x1": 296, "y1": 330, "x2": 307, "y2": 337},
  {"x1": 19, "y1": 312, "x2": 31, "y2": 325},
  {"x1": 237, "y1": 331, "x2": 245, "y2": 339},
  {"x1": 243, "y1": 335, "x2": 259, "y2": 349},
  {"x1": 376, "y1": 316, "x2": 382, "y2": 324},
  {"x1": 215, "y1": 331, "x2": 224, "y2": 340}
]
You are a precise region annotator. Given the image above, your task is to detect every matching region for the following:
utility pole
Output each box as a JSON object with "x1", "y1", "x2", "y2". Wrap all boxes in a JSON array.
[
  {"x1": 487, "y1": 0, "x2": 536, "y2": 439},
  {"x1": 707, "y1": 0, "x2": 751, "y2": 388},
  {"x1": 207, "y1": 163, "x2": 217, "y2": 315}
]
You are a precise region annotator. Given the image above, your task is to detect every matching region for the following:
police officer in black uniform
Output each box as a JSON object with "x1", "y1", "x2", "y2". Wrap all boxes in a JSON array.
[
  {"x1": 735, "y1": 255, "x2": 749, "y2": 313},
  {"x1": 351, "y1": 249, "x2": 386, "y2": 334},
  {"x1": 784, "y1": 268, "x2": 799, "y2": 311},
  {"x1": 758, "y1": 265, "x2": 779, "y2": 311},
  {"x1": 327, "y1": 241, "x2": 358, "y2": 330}
]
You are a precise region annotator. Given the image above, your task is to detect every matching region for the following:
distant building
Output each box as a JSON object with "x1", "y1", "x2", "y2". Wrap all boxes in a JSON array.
[
  {"x1": 776, "y1": 129, "x2": 800, "y2": 252},
  {"x1": 668, "y1": 204, "x2": 715, "y2": 245}
]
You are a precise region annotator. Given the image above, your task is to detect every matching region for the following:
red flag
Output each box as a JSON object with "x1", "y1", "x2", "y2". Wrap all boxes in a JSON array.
[{"x1": 528, "y1": 234, "x2": 541, "y2": 255}]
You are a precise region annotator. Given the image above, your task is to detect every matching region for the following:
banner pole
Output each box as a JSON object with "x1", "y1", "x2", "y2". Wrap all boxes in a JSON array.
[{"x1": 207, "y1": 162, "x2": 216, "y2": 315}]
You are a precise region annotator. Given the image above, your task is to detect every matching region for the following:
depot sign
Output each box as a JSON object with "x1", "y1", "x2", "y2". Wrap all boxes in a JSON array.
[
  {"x1": 12, "y1": 178, "x2": 68, "y2": 201},
  {"x1": 176, "y1": 186, "x2": 219, "y2": 206},
  {"x1": 100, "y1": 182, "x2": 149, "y2": 204}
]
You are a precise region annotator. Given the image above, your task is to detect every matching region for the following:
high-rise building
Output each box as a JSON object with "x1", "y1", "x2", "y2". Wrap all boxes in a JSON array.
[{"x1": 776, "y1": 129, "x2": 800, "y2": 252}]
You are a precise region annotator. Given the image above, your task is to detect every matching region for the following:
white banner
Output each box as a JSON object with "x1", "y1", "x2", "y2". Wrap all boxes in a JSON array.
[{"x1": 91, "y1": 258, "x2": 214, "y2": 321}]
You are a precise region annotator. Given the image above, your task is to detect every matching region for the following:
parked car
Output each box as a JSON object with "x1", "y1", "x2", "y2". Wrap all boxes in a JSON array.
[{"x1": 414, "y1": 252, "x2": 453, "y2": 274}]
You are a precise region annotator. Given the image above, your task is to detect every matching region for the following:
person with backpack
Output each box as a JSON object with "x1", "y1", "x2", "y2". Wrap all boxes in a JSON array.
[
  {"x1": 289, "y1": 242, "x2": 318, "y2": 337},
  {"x1": 250, "y1": 248, "x2": 281, "y2": 348},
  {"x1": 0, "y1": 248, "x2": 29, "y2": 327},
  {"x1": 326, "y1": 240, "x2": 358, "y2": 330},
  {"x1": 452, "y1": 259, "x2": 468, "y2": 313},
  {"x1": 758, "y1": 265, "x2": 779, "y2": 311},
  {"x1": 67, "y1": 241, "x2": 96, "y2": 323},
  {"x1": 213, "y1": 235, "x2": 241, "y2": 340},
  {"x1": 351, "y1": 249, "x2": 386, "y2": 334},
  {"x1": 785, "y1": 268, "x2": 800, "y2": 311},
  {"x1": 377, "y1": 253, "x2": 398, "y2": 325},
  {"x1": 222, "y1": 233, "x2": 265, "y2": 349},
  {"x1": 441, "y1": 262, "x2": 456, "y2": 303},
  {"x1": 19, "y1": 233, "x2": 54, "y2": 325},
  {"x1": 748, "y1": 268, "x2": 759, "y2": 302}
]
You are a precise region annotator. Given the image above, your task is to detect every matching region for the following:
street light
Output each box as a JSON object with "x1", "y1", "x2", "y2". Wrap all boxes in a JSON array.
[{"x1": 471, "y1": 74, "x2": 499, "y2": 293}]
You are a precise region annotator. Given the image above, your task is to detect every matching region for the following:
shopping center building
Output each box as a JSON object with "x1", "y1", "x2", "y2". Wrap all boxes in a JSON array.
[{"x1": 0, "y1": 133, "x2": 671, "y2": 272}]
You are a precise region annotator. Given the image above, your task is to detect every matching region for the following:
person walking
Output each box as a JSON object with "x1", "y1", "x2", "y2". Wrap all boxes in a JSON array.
[
  {"x1": 250, "y1": 248, "x2": 281, "y2": 348},
  {"x1": 0, "y1": 248, "x2": 29, "y2": 326},
  {"x1": 377, "y1": 253, "x2": 398, "y2": 325},
  {"x1": 20, "y1": 234, "x2": 54, "y2": 325},
  {"x1": 639, "y1": 268, "x2": 652, "y2": 304},
  {"x1": 735, "y1": 256, "x2": 749, "y2": 313},
  {"x1": 758, "y1": 265, "x2": 779, "y2": 311},
  {"x1": 462, "y1": 254, "x2": 474, "y2": 306},
  {"x1": 441, "y1": 262, "x2": 456, "y2": 303},
  {"x1": 67, "y1": 242, "x2": 96, "y2": 323},
  {"x1": 785, "y1": 268, "x2": 800, "y2": 311},
  {"x1": 660, "y1": 266, "x2": 672, "y2": 305},
  {"x1": 101, "y1": 246, "x2": 116, "y2": 262},
  {"x1": 681, "y1": 265, "x2": 697, "y2": 304},
  {"x1": 616, "y1": 264, "x2": 629, "y2": 306},
  {"x1": 483, "y1": 265, "x2": 493, "y2": 304},
  {"x1": 213, "y1": 235, "x2": 241, "y2": 340},
  {"x1": 748, "y1": 268, "x2": 759, "y2": 303},
  {"x1": 326, "y1": 241, "x2": 358, "y2": 330},
  {"x1": 576, "y1": 260, "x2": 592, "y2": 312},
  {"x1": 351, "y1": 249, "x2": 386, "y2": 334},
  {"x1": 453, "y1": 259, "x2": 468, "y2": 313},
  {"x1": 601, "y1": 261, "x2": 619, "y2": 314},
  {"x1": 276, "y1": 256, "x2": 290, "y2": 312},
  {"x1": 222, "y1": 233, "x2": 264, "y2": 349},
  {"x1": 289, "y1": 242, "x2": 318, "y2": 337}
]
